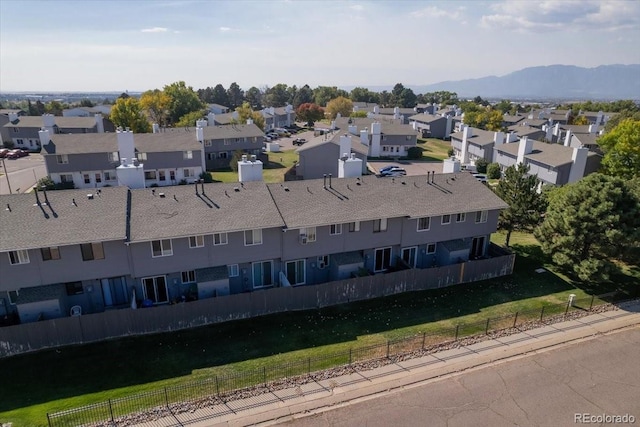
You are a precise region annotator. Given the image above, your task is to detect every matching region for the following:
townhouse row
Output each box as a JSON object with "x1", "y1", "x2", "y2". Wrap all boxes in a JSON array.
[{"x1": 0, "y1": 172, "x2": 508, "y2": 324}]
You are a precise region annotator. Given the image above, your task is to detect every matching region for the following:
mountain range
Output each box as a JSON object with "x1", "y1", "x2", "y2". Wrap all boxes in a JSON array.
[{"x1": 407, "y1": 64, "x2": 640, "y2": 101}]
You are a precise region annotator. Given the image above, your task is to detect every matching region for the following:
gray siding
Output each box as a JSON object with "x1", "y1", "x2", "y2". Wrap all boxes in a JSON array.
[
  {"x1": 297, "y1": 144, "x2": 367, "y2": 180},
  {"x1": 145, "y1": 150, "x2": 203, "y2": 170},
  {"x1": 45, "y1": 152, "x2": 116, "y2": 174}
]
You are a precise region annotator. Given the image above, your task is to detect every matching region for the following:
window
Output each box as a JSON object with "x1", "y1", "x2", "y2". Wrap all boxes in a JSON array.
[
  {"x1": 142, "y1": 276, "x2": 169, "y2": 304},
  {"x1": 317, "y1": 255, "x2": 329, "y2": 269},
  {"x1": 169, "y1": 170, "x2": 176, "y2": 181},
  {"x1": 65, "y1": 281, "x2": 83, "y2": 295},
  {"x1": 108, "y1": 152, "x2": 119, "y2": 162},
  {"x1": 204, "y1": 140, "x2": 212, "y2": 147},
  {"x1": 349, "y1": 221, "x2": 360, "y2": 232},
  {"x1": 81, "y1": 242, "x2": 105, "y2": 261},
  {"x1": 184, "y1": 168, "x2": 193, "y2": 178},
  {"x1": 41, "y1": 246, "x2": 60, "y2": 261},
  {"x1": 8, "y1": 250, "x2": 29, "y2": 265},
  {"x1": 101, "y1": 277, "x2": 128, "y2": 307},
  {"x1": 189, "y1": 235, "x2": 204, "y2": 248},
  {"x1": 213, "y1": 232, "x2": 228, "y2": 245},
  {"x1": 252, "y1": 260, "x2": 273, "y2": 288},
  {"x1": 441, "y1": 214, "x2": 451, "y2": 225},
  {"x1": 456, "y1": 212, "x2": 466, "y2": 223},
  {"x1": 245, "y1": 229, "x2": 263, "y2": 246},
  {"x1": 330, "y1": 224, "x2": 342, "y2": 235},
  {"x1": 151, "y1": 239, "x2": 172, "y2": 257},
  {"x1": 144, "y1": 170, "x2": 157, "y2": 180},
  {"x1": 224, "y1": 139, "x2": 231, "y2": 146},
  {"x1": 228, "y1": 264, "x2": 239, "y2": 277},
  {"x1": 12, "y1": 127, "x2": 19, "y2": 133},
  {"x1": 158, "y1": 171, "x2": 166, "y2": 182},
  {"x1": 401, "y1": 247, "x2": 417, "y2": 268},
  {"x1": 83, "y1": 174, "x2": 91, "y2": 184},
  {"x1": 181, "y1": 270, "x2": 196, "y2": 284},
  {"x1": 417, "y1": 217, "x2": 430, "y2": 231},
  {"x1": 299, "y1": 227, "x2": 316, "y2": 243},
  {"x1": 426, "y1": 243, "x2": 436, "y2": 254},
  {"x1": 475, "y1": 210, "x2": 488, "y2": 223},
  {"x1": 374, "y1": 247, "x2": 392, "y2": 272},
  {"x1": 95, "y1": 173, "x2": 102, "y2": 183},
  {"x1": 219, "y1": 152, "x2": 228, "y2": 159},
  {"x1": 104, "y1": 171, "x2": 115, "y2": 181},
  {"x1": 137, "y1": 152, "x2": 147, "y2": 161},
  {"x1": 286, "y1": 259, "x2": 306, "y2": 285},
  {"x1": 8, "y1": 290, "x2": 18, "y2": 305},
  {"x1": 183, "y1": 150, "x2": 193, "y2": 159},
  {"x1": 56, "y1": 154, "x2": 68, "y2": 164},
  {"x1": 373, "y1": 218, "x2": 388, "y2": 233},
  {"x1": 60, "y1": 174, "x2": 73, "y2": 183}
]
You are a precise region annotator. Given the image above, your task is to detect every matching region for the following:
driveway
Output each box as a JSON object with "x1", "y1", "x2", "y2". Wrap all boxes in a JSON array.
[{"x1": 0, "y1": 153, "x2": 46, "y2": 194}]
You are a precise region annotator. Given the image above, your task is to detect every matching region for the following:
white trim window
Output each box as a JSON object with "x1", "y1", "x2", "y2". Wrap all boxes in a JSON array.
[
  {"x1": 252, "y1": 260, "x2": 273, "y2": 288},
  {"x1": 373, "y1": 218, "x2": 388, "y2": 233},
  {"x1": 374, "y1": 247, "x2": 392, "y2": 272},
  {"x1": 317, "y1": 255, "x2": 329, "y2": 269},
  {"x1": 189, "y1": 235, "x2": 204, "y2": 248},
  {"x1": 417, "y1": 217, "x2": 430, "y2": 231},
  {"x1": 56, "y1": 154, "x2": 68, "y2": 164},
  {"x1": 137, "y1": 152, "x2": 147, "y2": 161},
  {"x1": 181, "y1": 270, "x2": 196, "y2": 284},
  {"x1": 8, "y1": 290, "x2": 19, "y2": 305},
  {"x1": 41, "y1": 246, "x2": 60, "y2": 261},
  {"x1": 184, "y1": 168, "x2": 194, "y2": 178},
  {"x1": 151, "y1": 239, "x2": 173, "y2": 257},
  {"x1": 286, "y1": 259, "x2": 306, "y2": 285},
  {"x1": 475, "y1": 210, "x2": 488, "y2": 224},
  {"x1": 426, "y1": 243, "x2": 437, "y2": 254},
  {"x1": 108, "y1": 152, "x2": 119, "y2": 162},
  {"x1": 401, "y1": 246, "x2": 417, "y2": 268},
  {"x1": 330, "y1": 224, "x2": 342, "y2": 235},
  {"x1": 142, "y1": 275, "x2": 169, "y2": 304},
  {"x1": 348, "y1": 221, "x2": 360, "y2": 232},
  {"x1": 299, "y1": 227, "x2": 317, "y2": 243},
  {"x1": 183, "y1": 150, "x2": 193, "y2": 159},
  {"x1": 228, "y1": 264, "x2": 239, "y2": 277},
  {"x1": 104, "y1": 171, "x2": 116, "y2": 181},
  {"x1": 213, "y1": 232, "x2": 228, "y2": 245},
  {"x1": 8, "y1": 250, "x2": 29, "y2": 265},
  {"x1": 456, "y1": 212, "x2": 466, "y2": 223},
  {"x1": 245, "y1": 229, "x2": 263, "y2": 246},
  {"x1": 81, "y1": 243, "x2": 105, "y2": 261},
  {"x1": 441, "y1": 214, "x2": 451, "y2": 225}
]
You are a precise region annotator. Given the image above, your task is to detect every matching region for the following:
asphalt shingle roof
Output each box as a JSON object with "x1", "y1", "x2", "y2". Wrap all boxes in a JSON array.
[
  {"x1": 0, "y1": 186, "x2": 129, "y2": 252},
  {"x1": 408, "y1": 113, "x2": 446, "y2": 124},
  {"x1": 296, "y1": 130, "x2": 370, "y2": 155},
  {"x1": 450, "y1": 128, "x2": 497, "y2": 146},
  {"x1": 334, "y1": 117, "x2": 417, "y2": 136},
  {"x1": 495, "y1": 141, "x2": 599, "y2": 167},
  {"x1": 202, "y1": 124, "x2": 264, "y2": 140},
  {"x1": 128, "y1": 181, "x2": 284, "y2": 242},
  {"x1": 267, "y1": 173, "x2": 507, "y2": 230},
  {"x1": 4, "y1": 116, "x2": 98, "y2": 129}
]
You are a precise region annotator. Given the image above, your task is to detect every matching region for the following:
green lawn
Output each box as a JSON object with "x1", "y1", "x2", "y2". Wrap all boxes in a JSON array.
[
  {"x1": 1, "y1": 231, "x2": 636, "y2": 426},
  {"x1": 208, "y1": 150, "x2": 298, "y2": 183},
  {"x1": 416, "y1": 138, "x2": 451, "y2": 162}
]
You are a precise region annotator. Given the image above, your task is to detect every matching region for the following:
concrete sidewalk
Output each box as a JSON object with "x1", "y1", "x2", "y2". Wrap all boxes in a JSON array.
[{"x1": 134, "y1": 303, "x2": 640, "y2": 427}]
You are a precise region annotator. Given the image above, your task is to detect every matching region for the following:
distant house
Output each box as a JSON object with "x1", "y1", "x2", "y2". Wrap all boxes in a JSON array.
[
  {"x1": 207, "y1": 103, "x2": 230, "y2": 114},
  {"x1": 493, "y1": 137, "x2": 601, "y2": 186},
  {"x1": 501, "y1": 114, "x2": 526, "y2": 128},
  {"x1": 62, "y1": 105, "x2": 112, "y2": 117},
  {"x1": 408, "y1": 113, "x2": 455, "y2": 139},
  {"x1": 198, "y1": 121, "x2": 266, "y2": 170},
  {"x1": 295, "y1": 132, "x2": 369, "y2": 180},
  {"x1": 414, "y1": 103, "x2": 439, "y2": 114},
  {"x1": 0, "y1": 109, "x2": 27, "y2": 147},
  {"x1": 206, "y1": 111, "x2": 238, "y2": 126},
  {"x1": 450, "y1": 126, "x2": 507, "y2": 165},
  {"x1": 40, "y1": 128, "x2": 205, "y2": 189},
  {"x1": 506, "y1": 124, "x2": 547, "y2": 142},
  {"x1": 3, "y1": 114, "x2": 112, "y2": 150},
  {"x1": 334, "y1": 117, "x2": 418, "y2": 158},
  {"x1": 261, "y1": 105, "x2": 295, "y2": 129},
  {"x1": 577, "y1": 110, "x2": 616, "y2": 126}
]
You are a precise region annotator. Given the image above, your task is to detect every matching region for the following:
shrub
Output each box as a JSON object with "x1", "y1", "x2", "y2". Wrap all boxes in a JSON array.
[
  {"x1": 487, "y1": 163, "x2": 501, "y2": 179},
  {"x1": 37, "y1": 176, "x2": 56, "y2": 190},
  {"x1": 447, "y1": 148, "x2": 455, "y2": 157},
  {"x1": 199, "y1": 172, "x2": 213, "y2": 183},
  {"x1": 407, "y1": 147, "x2": 423, "y2": 160},
  {"x1": 229, "y1": 151, "x2": 244, "y2": 172},
  {"x1": 475, "y1": 158, "x2": 488, "y2": 173}
]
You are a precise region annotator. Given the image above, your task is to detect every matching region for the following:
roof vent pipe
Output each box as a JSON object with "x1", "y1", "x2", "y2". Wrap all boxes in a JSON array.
[
  {"x1": 195, "y1": 181, "x2": 199, "y2": 195},
  {"x1": 34, "y1": 188, "x2": 41, "y2": 206},
  {"x1": 323, "y1": 174, "x2": 327, "y2": 189},
  {"x1": 329, "y1": 174, "x2": 332, "y2": 188},
  {"x1": 201, "y1": 179, "x2": 205, "y2": 195}
]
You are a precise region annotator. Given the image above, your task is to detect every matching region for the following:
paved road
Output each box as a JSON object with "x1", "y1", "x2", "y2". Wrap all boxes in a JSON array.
[
  {"x1": 281, "y1": 328, "x2": 640, "y2": 427},
  {"x1": 0, "y1": 154, "x2": 46, "y2": 194}
]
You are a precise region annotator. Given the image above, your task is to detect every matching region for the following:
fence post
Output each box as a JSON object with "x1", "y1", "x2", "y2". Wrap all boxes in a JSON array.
[
  {"x1": 263, "y1": 366, "x2": 267, "y2": 386},
  {"x1": 513, "y1": 312, "x2": 518, "y2": 328},
  {"x1": 485, "y1": 318, "x2": 490, "y2": 335},
  {"x1": 349, "y1": 348, "x2": 352, "y2": 365},
  {"x1": 307, "y1": 357, "x2": 311, "y2": 374},
  {"x1": 47, "y1": 413, "x2": 52, "y2": 427},
  {"x1": 164, "y1": 387, "x2": 169, "y2": 408},
  {"x1": 589, "y1": 295, "x2": 595, "y2": 311},
  {"x1": 215, "y1": 375, "x2": 220, "y2": 397},
  {"x1": 539, "y1": 306, "x2": 545, "y2": 322},
  {"x1": 564, "y1": 301, "x2": 570, "y2": 316},
  {"x1": 386, "y1": 340, "x2": 390, "y2": 358},
  {"x1": 421, "y1": 332, "x2": 426, "y2": 350},
  {"x1": 454, "y1": 325, "x2": 459, "y2": 341},
  {"x1": 108, "y1": 398, "x2": 115, "y2": 422}
]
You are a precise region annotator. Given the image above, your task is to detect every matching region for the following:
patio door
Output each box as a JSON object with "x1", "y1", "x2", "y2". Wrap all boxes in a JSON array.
[
  {"x1": 101, "y1": 277, "x2": 128, "y2": 307},
  {"x1": 374, "y1": 247, "x2": 392, "y2": 272},
  {"x1": 142, "y1": 276, "x2": 169, "y2": 304},
  {"x1": 401, "y1": 247, "x2": 417, "y2": 268},
  {"x1": 471, "y1": 236, "x2": 485, "y2": 259}
]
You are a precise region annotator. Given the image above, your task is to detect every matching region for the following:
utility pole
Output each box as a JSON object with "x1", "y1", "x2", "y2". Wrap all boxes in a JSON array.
[{"x1": 1, "y1": 157, "x2": 12, "y2": 194}]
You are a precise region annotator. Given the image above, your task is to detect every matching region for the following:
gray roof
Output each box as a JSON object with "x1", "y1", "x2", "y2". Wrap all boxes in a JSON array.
[
  {"x1": 334, "y1": 117, "x2": 418, "y2": 136},
  {"x1": 560, "y1": 124, "x2": 592, "y2": 134},
  {"x1": 44, "y1": 131, "x2": 203, "y2": 155},
  {"x1": 4, "y1": 116, "x2": 98, "y2": 129},
  {"x1": 502, "y1": 115, "x2": 525, "y2": 125},
  {"x1": 128, "y1": 181, "x2": 284, "y2": 242},
  {"x1": 0, "y1": 186, "x2": 129, "y2": 252},
  {"x1": 518, "y1": 119, "x2": 547, "y2": 128},
  {"x1": 202, "y1": 123, "x2": 264, "y2": 140},
  {"x1": 572, "y1": 133, "x2": 599, "y2": 147},
  {"x1": 211, "y1": 112, "x2": 236, "y2": 125},
  {"x1": 296, "y1": 130, "x2": 369, "y2": 155},
  {"x1": 408, "y1": 113, "x2": 446, "y2": 124},
  {"x1": 450, "y1": 128, "x2": 497, "y2": 147},
  {"x1": 495, "y1": 141, "x2": 599, "y2": 167},
  {"x1": 267, "y1": 173, "x2": 508, "y2": 229},
  {"x1": 507, "y1": 125, "x2": 546, "y2": 139}
]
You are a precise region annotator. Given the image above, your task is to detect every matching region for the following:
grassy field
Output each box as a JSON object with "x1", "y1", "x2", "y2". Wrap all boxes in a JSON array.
[
  {"x1": 416, "y1": 138, "x2": 452, "y2": 162},
  {"x1": 1, "y1": 231, "x2": 637, "y2": 426},
  {"x1": 208, "y1": 150, "x2": 298, "y2": 183}
]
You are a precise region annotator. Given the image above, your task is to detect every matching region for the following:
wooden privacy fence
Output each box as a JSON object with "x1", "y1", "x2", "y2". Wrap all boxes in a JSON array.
[{"x1": 0, "y1": 253, "x2": 515, "y2": 357}]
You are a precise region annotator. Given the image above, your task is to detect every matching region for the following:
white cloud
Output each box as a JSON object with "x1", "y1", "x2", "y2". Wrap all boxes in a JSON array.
[
  {"x1": 140, "y1": 27, "x2": 168, "y2": 33},
  {"x1": 219, "y1": 26, "x2": 232, "y2": 32},
  {"x1": 350, "y1": 4, "x2": 364, "y2": 11},
  {"x1": 410, "y1": 5, "x2": 461, "y2": 20},
  {"x1": 481, "y1": 0, "x2": 640, "y2": 32}
]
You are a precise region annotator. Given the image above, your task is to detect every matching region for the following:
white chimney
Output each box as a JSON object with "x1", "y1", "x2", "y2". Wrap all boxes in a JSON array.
[
  {"x1": 116, "y1": 157, "x2": 145, "y2": 189},
  {"x1": 338, "y1": 153, "x2": 363, "y2": 178},
  {"x1": 553, "y1": 122, "x2": 560, "y2": 137},
  {"x1": 445, "y1": 115, "x2": 453, "y2": 139},
  {"x1": 330, "y1": 120, "x2": 336, "y2": 130},
  {"x1": 8, "y1": 112, "x2": 18, "y2": 122},
  {"x1": 373, "y1": 105, "x2": 379, "y2": 114},
  {"x1": 232, "y1": 111, "x2": 239, "y2": 120},
  {"x1": 246, "y1": 118, "x2": 254, "y2": 125},
  {"x1": 568, "y1": 147, "x2": 588, "y2": 183},
  {"x1": 336, "y1": 112, "x2": 342, "y2": 119},
  {"x1": 116, "y1": 127, "x2": 135, "y2": 162},
  {"x1": 493, "y1": 131, "x2": 504, "y2": 147},
  {"x1": 152, "y1": 123, "x2": 160, "y2": 133},
  {"x1": 564, "y1": 130, "x2": 572, "y2": 147},
  {"x1": 196, "y1": 127, "x2": 204, "y2": 143},
  {"x1": 348, "y1": 124, "x2": 358, "y2": 135},
  {"x1": 94, "y1": 114, "x2": 104, "y2": 133},
  {"x1": 543, "y1": 124, "x2": 553, "y2": 142},
  {"x1": 238, "y1": 154, "x2": 263, "y2": 182},
  {"x1": 360, "y1": 129, "x2": 369, "y2": 145},
  {"x1": 339, "y1": 135, "x2": 351, "y2": 157},
  {"x1": 517, "y1": 136, "x2": 533, "y2": 164},
  {"x1": 596, "y1": 111, "x2": 603, "y2": 125},
  {"x1": 460, "y1": 125, "x2": 471, "y2": 164},
  {"x1": 207, "y1": 112, "x2": 216, "y2": 126},
  {"x1": 38, "y1": 128, "x2": 51, "y2": 147},
  {"x1": 42, "y1": 114, "x2": 55, "y2": 133},
  {"x1": 442, "y1": 157, "x2": 461, "y2": 173},
  {"x1": 370, "y1": 122, "x2": 382, "y2": 157},
  {"x1": 588, "y1": 124, "x2": 599, "y2": 134},
  {"x1": 269, "y1": 107, "x2": 275, "y2": 115},
  {"x1": 412, "y1": 121, "x2": 418, "y2": 130}
]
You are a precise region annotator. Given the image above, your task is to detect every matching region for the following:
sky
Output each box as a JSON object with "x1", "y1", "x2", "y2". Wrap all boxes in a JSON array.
[{"x1": 1, "y1": 0, "x2": 639, "y2": 92}]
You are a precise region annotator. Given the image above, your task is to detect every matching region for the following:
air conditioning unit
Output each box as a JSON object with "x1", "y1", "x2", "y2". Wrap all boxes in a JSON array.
[{"x1": 299, "y1": 234, "x2": 308, "y2": 245}]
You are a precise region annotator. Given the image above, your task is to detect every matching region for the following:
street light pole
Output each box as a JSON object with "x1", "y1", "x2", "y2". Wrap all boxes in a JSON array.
[{"x1": 1, "y1": 157, "x2": 12, "y2": 194}]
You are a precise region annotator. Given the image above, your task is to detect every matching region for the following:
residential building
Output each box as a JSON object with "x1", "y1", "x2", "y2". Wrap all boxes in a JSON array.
[
  {"x1": 408, "y1": 113, "x2": 455, "y2": 139},
  {"x1": 0, "y1": 172, "x2": 509, "y2": 324},
  {"x1": 207, "y1": 103, "x2": 230, "y2": 114},
  {"x1": 198, "y1": 121, "x2": 266, "y2": 170},
  {"x1": 41, "y1": 128, "x2": 205, "y2": 189},
  {"x1": 62, "y1": 105, "x2": 112, "y2": 117},
  {"x1": 450, "y1": 126, "x2": 506, "y2": 165},
  {"x1": 295, "y1": 133, "x2": 368, "y2": 180},
  {"x1": 0, "y1": 109, "x2": 27, "y2": 147},
  {"x1": 332, "y1": 117, "x2": 418, "y2": 158},
  {"x1": 261, "y1": 105, "x2": 295, "y2": 129}
]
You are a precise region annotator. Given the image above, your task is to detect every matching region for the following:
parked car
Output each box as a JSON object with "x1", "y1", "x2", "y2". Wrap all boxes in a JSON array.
[
  {"x1": 6, "y1": 149, "x2": 29, "y2": 159},
  {"x1": 472, "y1": 173, "x2": 488, "y2": 184},
  {"x1": 379, "y1": 167, "x2": 406, "y2": 177},
  {"x1": 266, "y1": 132, "x2": 279, "y2": 140},
  {"x1": 292, "y1": 138, "x2": 307, "y2": 146},
  {"x1": 378, "y1": 165, "x2": 396, "y2": 174},
  {"x1": 0, "y1": 148, "x2": 10, "y2": 158},
  {"x1": 273, "y1": 128, "x2": 291, "y2": 137}
]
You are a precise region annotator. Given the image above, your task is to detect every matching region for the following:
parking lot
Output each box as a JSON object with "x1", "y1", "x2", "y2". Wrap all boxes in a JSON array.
[
  {"x1": 0, "y1": 152, "x2": 46, "y2": 194},
  {"x1": 368, "y1": 160, "x2": 444, "y2": 177}
]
